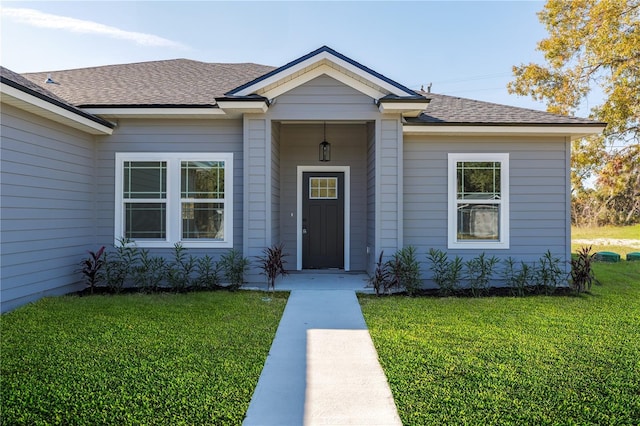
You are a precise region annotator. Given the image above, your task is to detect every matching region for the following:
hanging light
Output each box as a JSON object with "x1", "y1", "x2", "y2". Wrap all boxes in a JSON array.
[{"x1": 319, "y1": 122, "x2": 331, "y2": 162}]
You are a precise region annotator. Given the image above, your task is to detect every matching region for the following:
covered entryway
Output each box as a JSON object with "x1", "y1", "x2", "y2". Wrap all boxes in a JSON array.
[{"x1": 302, "y1": 171, "x2": 344, "y2": 269}]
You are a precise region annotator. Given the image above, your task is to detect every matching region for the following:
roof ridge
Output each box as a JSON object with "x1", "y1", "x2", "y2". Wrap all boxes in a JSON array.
[{"x1": 22, "y1": 58, "x2": 275, "y2": 75}]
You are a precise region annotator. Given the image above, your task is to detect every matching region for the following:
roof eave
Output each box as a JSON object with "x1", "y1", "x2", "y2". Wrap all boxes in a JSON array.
[
  {"x1": 378, "y1": 97, "x2": 431, "y2": 117},
  {"x1": 402, "y1": 122, "x2": 607, "y2": 140},
  {"x1": 1, "y1": 80, "x2": 114, "y2": 135},
  {"x1": 82, "y1": 105, "x2": 228, "y2": 119}
]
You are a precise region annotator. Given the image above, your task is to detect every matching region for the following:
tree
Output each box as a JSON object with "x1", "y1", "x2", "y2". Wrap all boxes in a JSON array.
[{"x1": 508, "y1": 0, "x2": 639, "y2": 225}]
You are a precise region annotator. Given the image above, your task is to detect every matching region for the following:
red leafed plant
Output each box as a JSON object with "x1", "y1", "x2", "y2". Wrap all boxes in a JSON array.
[
  {"x1": 256, "y1": 243, "x2": 288, "y2": 291},
  {"x1": 80, "y1": 246, "x2": 105, "y2": 294}
]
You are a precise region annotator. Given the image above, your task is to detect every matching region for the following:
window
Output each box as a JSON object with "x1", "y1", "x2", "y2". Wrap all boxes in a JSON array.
[
  {"x1": 309, "y1": 177, "x2": 338, "y2": 199},
  {"x1": 115, "y1": 153, "x2": 233, "y2": 248},
  {"x1": 448, "y1": 153, "x2": 509, "y2": 249}
]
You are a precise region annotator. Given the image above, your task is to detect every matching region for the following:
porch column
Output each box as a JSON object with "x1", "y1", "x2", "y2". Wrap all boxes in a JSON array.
[
  {"x1": 243, "y1": 116, "x2": 271, "y2": 284},
  {"x1": 375, "y1": 118, "x2": 404, "y2": 260}
]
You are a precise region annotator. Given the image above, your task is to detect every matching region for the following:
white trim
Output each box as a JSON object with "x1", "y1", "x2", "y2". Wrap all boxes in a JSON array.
[
  {"x1": 447, "y1": 153, "x2": 510, "y2": 249},
  {"x1": 378, "y1": 101, "x2": 430, "y2": 116},
  {"x1": 215, "y1": 100, "x2": 269, "y2": 113},
  {"x1": 83, "y1": 107, "x2": 227, "y2": 118},
  {"x1": 235, "y1": 51, "x2": 415, "y2": 97},
  {"x1": 242, "y1": 117, "x2": 250, "y2": 260},
  {"x1": 403, "y1": 124, "x2": 605, "y2": 140},
  {"x1": 1, "y1": 83, "x2": 113, "y2": 135},
  {"x1": 374, "y1": 119, "x2": 382, "y2": 258},
  {"x1": 564, "y1": 137, "x2": 572, "y2": 274},
  {"x1": 296, "y1": 166, "x2": 351, "y2": 271},
  {"x1": 115, "y1": 152, "x2": 233, "y2": 249},
  {"x1": 396, "y1": 120, "x2": 404, "y2": 249},
  {"x1": 265, "y1": 118, "x2": 272, "y2": 246},
  {"x1": 261, "y1": 64, "x2": 387, "y2": 100}
]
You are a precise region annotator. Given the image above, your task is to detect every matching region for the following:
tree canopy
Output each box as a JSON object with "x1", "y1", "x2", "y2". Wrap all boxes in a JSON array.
[{"x1": 509, "y1": 0, "x2": 639, "y2": 225}]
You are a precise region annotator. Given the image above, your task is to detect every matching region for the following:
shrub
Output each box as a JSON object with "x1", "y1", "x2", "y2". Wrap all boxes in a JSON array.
[
  {"x1": 219, "y1": 249, "x2": 250, "y2": 290},
  {"x1": 195, "y1": 255, "x2": 221, "y2": 290},
  {"x1": 465, "y1": 252, "x2": 499, "y2": 297},
  {"x1": 388, "y1": 246, "x2": 422, "y2": 296},
  {"x1": 134, "y1": 249, "x2": 167, "y2": 293},
  {"x1": 255, "y1": 243, "x2": 288, "y2": 291},
  {"x1": 426, "y1": 248, "x2": 463, "y2": 296},
  {"x1": 79, "y1": 246, "x2": 105, "y2": 294},
  {"x1": 104, "y1": 238, "x2": 139, "y2": 293},
  {"x1": 502, "y1": 257, "x2": 534, "y2": 297},
  {"x1": 535, "y1": 250, "x2": 566, "y2": 295},
  {"x1": 570, "y1": 246, "x2": 599, "y2": 293},
  {"x1": 167, "y1": 243, "x2": 196, "y2": 292}
]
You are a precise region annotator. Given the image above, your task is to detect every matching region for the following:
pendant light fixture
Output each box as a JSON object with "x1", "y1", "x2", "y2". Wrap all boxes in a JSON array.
[{"x1": 319, "y1": 122, "x2": 331, "y2": 162}]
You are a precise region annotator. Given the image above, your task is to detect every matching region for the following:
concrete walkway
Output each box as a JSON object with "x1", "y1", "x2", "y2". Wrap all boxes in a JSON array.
[{"x1": 242, "y1": 288, "x2": 401, "y2": 426}]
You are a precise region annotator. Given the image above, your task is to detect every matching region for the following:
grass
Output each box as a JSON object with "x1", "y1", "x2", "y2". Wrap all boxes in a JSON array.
[
  {"x1": 1, "y1": 291, "x2": 288, "y2": 425},
  {"x1": 572, "y1": 224, "x2": 640, "y2": 258},
  {"x1": 360, "y1": 261, "x2": 640, "y2": 425}
]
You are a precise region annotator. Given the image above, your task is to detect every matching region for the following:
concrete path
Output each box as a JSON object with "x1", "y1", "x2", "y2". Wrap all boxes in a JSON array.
[{"x1": 243, "y1": 289, "x2": 401, "y2": 426}]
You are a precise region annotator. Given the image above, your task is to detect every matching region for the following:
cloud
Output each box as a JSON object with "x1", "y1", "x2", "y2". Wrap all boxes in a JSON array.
[{"x1": 1, "y1": 7, "x2": 188, "y2": 49}]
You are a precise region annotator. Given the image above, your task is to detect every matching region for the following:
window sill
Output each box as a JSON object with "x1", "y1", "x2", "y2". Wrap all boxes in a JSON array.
[
  {"x1": 119, "y1": 240, "x2": 233, "y2": 249},
  {"x1": 448, "y1": 241, "x2": 510, "y2": 250}
]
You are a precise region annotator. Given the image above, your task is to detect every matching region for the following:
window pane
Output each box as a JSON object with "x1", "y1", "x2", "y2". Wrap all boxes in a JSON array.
[
  {"x1": 457, "y1": 162, "x2": 500, "y2": 200},
  {"x1": 182, "y1": 203, "x2": 224, "y2": 239},
  {"x1": 125, "y1": 203, "x2": 166, "y2": 239},
  {"x1": 181, "y1": 161, "x2": 225, "y2": 199},
  {"x1": 457, "y1": 204, "x2": 499, "y2": 240},
  {"x1": 309, "y1": 177, "x2": 338, "y2": 199},
  {"x1": 124, "y1": 162, "x2": 166, "y2": 199}
]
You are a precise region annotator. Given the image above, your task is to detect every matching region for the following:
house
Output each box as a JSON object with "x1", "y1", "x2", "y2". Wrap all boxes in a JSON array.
[{"x1": 0, "y1": 46, "x2": 605, "y2": 312}]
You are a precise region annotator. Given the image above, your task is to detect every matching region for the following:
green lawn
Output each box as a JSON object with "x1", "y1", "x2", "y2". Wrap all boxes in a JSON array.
[
  {"x1": 1, "y1": 291, "x2": 288, "y2": 425},
  {"x1": 572, "y1": 224, "x2": 640, "y2": 258},
  {"x1": 360, "y1": 262, "x2": 640, "y2": 425}
]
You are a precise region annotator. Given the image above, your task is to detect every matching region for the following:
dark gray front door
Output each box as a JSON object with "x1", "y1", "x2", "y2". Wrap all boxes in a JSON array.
[{"x1": 302, "y1": 172, "x2": 344, "y2": 269}]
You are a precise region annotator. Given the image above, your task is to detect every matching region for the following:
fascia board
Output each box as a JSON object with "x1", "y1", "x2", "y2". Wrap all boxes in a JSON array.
[
  {"x1": 215, "y1": 100, "x2": 269, "y2": 113},
  {"x1": 83, "y1": 107, "x2": 228, "y2": 119},
  {"x1": 402, "y1": 124, "x2": 606, "y2": 140},
  {"x1": 1, "y1": 83, "x2": 113, "y2": 135},
  {"x1": 234, "y1": 51, "x2": 414, "y2": 97},
  {"x1": 261, "y1": 64, "x2": 387, "y2": 100},
  {"x1": 378, "y1": 101, "x2": 431, "y2": 117}
]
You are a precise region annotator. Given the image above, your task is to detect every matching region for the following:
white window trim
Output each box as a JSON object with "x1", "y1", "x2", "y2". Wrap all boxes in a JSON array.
[
  {"x1": 448, "y1": 153, "x2": 509, "y2": 249},
  {"x1": 115, "y1": 152, "x2": 233, "y2": 249}
]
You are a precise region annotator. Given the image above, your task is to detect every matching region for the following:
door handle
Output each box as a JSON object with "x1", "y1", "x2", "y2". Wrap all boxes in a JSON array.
[{"x1": 302, "y1": 227, "x2": 308, "y2": 235}]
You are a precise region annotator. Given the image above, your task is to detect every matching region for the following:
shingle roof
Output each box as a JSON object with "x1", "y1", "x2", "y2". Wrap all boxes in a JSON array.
[
  {"x1": 1, "y1": 66, "x2": 114, "y2": 128},
  {"x1": 411, "y1": 92, "x2": 603, "y2": 126},
  {"x1": 16, "y1": 57, "x2": 602, "y2": 127},
  {"x1": 21, "y1": 59, "x2": 276, "y2": 107}
]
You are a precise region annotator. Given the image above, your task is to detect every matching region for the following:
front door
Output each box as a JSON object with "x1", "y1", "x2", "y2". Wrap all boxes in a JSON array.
[{"x1": 302, "y1": 172, "x2": 344, "y2": 269}]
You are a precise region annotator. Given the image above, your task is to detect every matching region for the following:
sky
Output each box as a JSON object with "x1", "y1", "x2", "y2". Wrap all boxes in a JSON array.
[{"x1": 0, "y1": 1, "x2": 599, "y2": 116}]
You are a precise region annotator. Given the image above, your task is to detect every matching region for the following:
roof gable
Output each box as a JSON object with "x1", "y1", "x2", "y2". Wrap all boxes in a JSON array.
[{"x1": 226, "y1": 46, "x2": 421, "y2": 100}]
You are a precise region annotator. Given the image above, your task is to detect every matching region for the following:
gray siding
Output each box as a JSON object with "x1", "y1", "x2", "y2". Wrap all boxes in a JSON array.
[
  {"x1": 366, "y1": 122, "x2": 376, "y2": 273},
  {"x1": 271, "y1": 122, "x2": 281, "y2": 244},
  {"x1": 265, "y1": 75, "x2": 383, "y2": 273},
  {"x1": 377, "y1": 119, "x2": 403, "y2": 257},
  {"x1": 267, "y1": 75, "x2": 380, "y2": 121},
  {"x1": 95, "y1": 118, "x2": 244, "y2": 258},
  {"x1": 1, "y1": 104, "x2": 97, "y2": 312},
  {"x1": 278, "y1": 123, "x2": 368, "y2": 271},
  {"x1": 243, "y1": 117, "x2": 268, "y2": 283},
  {"x1": 403, "y1": 135, "x2": 572, "y2": 281}
]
